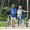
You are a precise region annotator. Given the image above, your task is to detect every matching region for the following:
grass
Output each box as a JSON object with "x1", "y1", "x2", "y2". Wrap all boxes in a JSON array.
[
  {"x1": 0, "y1": 22, "x2": 6, "y2": 27},
  {"x1": 0, "y1": 19, "x2": 27, "y2": 27}
]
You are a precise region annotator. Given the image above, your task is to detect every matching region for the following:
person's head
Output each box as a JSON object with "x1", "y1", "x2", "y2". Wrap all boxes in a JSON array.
[
  {"x1": 19, "y1": 6, "x2": 22, "y2": 9},
  {"x1": 12, "y1": 4, "x2": 15, "y2": 8}
]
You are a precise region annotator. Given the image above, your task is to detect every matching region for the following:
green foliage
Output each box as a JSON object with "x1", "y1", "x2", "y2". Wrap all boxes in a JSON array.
[
  {"x1": 0, "y1": 22, "x2": 6, "y2": 27},
  {"x1": 0, "y1": 6, "x2": 9, "y2": 21},
  {"x1": 0, "y1": 17, "x2": 7, "y2": 21},
  {"x1": 0, "y1": 14, "x2": 7, "y2": 21},
  {"x1": 4, "y1": 6, "x2": 8, "y2": 9},
  {"x1": 1, "y1": 9, "x2": 6, "y2": 14}
]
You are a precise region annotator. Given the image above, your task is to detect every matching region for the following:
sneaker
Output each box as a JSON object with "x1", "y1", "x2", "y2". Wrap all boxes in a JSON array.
[{"x1": 12, "y1": 26, "x2": 15, "y2": 27}]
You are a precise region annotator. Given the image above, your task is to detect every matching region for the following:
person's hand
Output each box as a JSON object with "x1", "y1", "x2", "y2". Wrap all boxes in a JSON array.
[{"x1": 12, "y1": 12, "x2": 16, "y2": 14}]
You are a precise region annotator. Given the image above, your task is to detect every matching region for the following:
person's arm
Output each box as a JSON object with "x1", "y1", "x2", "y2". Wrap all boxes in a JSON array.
[
  {"x1": 15, "y1": 8, "x2": 17, "y2": 14},
  {"x1": 22, "y1": 10, "x2": 29, "y2": 12},
  {"x1": 17, "y1": 10, "x2": 19, "y2": 15},
  {"x1": 6, "y1": 8, "x2": 10, "y2": 12},
  {"x1": 4, "y1": 8, "x2": 10, "y2": 14},
  {"x1": 4, "y1": 9, "x2": 9, "y2": 14},
  {"x1": 6, "y1": 10, "x2": 9, "y2": 12}
]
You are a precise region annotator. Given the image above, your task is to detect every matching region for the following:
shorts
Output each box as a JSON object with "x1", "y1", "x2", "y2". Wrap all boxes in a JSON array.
[{"x1": 11, "y1": 17, "x2": 16, "y2": 20}]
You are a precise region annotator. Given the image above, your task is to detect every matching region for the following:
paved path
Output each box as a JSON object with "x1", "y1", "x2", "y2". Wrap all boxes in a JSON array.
[
  {"x1": 0, "y1": 22, "x2": 30, "y2": 30},
  {"x1": 0, "y1": 27, "x2": 30, "y2": 30}
]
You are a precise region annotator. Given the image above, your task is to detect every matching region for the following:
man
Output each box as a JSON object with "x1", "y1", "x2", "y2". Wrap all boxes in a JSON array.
[
  {"x1": 8, "y1": 4, "x2": 17, "y2": 27},
  {"x1": 17, "y1": 6, "x2": 27, "y2": 26}
]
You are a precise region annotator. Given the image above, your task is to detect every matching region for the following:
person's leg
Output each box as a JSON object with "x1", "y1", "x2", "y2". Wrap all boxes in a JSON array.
[
  {"x1": 13, "y1": 20, "x2": 15, "y2": 27},
  {"x1": 19, "y1": 16, "x2": 22, "y2": 26},
  {"x1": 12, "y1": 19, "x2": 14, "y2": 27},
  {"x1": 11, "y1": 17, "x2": 13, "y2": 27},
  {"x1": 13, "y1": 17, "x2": 16, "y2": 27},
  {"x1": 18, "y1": 17, "x2": 20, "y2": 26},
  {"x1": 11, "y1": 17, "x2": 16, "y2": 27}
]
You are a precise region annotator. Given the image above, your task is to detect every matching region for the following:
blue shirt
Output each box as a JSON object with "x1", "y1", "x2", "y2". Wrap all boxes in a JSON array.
[{"x1": 8, "y1": 7, "x2": 17, "y2": 17}]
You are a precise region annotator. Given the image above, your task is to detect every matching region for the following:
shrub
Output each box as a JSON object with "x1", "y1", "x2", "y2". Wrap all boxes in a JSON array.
[{"x1": 0, "y1": 17, "x2": 7, "y2": 21}]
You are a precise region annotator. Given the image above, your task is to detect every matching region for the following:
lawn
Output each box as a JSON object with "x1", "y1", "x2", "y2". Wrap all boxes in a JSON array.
[
  {"x1": 0, "y1": 19, "x2": 25, "y2": 27},
  {"x1": 0, "y1": 22, "x2": 6, "y2": 27}
]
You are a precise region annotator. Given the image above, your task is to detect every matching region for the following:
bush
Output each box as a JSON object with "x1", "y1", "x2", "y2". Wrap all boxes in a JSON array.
[
  {"x1": 0, "y1": 17, "x2": 7, "y2": 21},
  {"x1": 4, "y1": 6, "x2": 8, "y2": 9},
  {"x1": 0, "y1": 14, "x2": 7, "y2": 17}
]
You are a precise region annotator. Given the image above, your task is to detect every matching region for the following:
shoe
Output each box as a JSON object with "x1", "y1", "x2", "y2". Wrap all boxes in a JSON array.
[{"x1": 12, "y1": 26, "x2": 15, "y2": 27}]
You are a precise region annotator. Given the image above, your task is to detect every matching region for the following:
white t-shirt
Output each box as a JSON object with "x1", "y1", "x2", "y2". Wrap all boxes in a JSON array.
[{"x1": 17, "y1": 9, "x2": 22, "y2": 17}]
